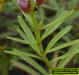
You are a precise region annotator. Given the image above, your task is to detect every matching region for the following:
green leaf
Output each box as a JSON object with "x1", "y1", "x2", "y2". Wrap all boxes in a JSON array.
[
  {"x1": 69, "y1": 10, "x2": 79, "y2": 21},
  {"x1": 6, "y1": 50, "x2": 48, "y2": 75},
  {"x1": 46, "y1": 39, "x2": 79, "y2": 53},
  {"x1": 50, "y1": 48, "x2": 76, "y2": 63},
  {"x1": 13, "y1": 0, "x2": 21, "y2": 10},
  {"x1": 12, "y1": 60, "x2": 40, "y2": 75},
  {"x1": 51, "y1": 54, "x2": 69, "y2": 63},
  {"x1": 55, "y1": 10, "x2": 67, "y2": 19},
  {"x1": 18, "y1": 16, "x2": 36, "y2": 43},
  {"x1": 18, "y1": 16, "x2": 41, "y2": 55},
  {"x1": 41, "y1": 10, "x2": 73, "y2": 30},
  {"x1": 53, "y1": 9, "x2": 66, "y2": 19},
  {"x1": 22, "y1": 11, "x2": 33, "y2": 25},
  {"x1": 41, "y1": 10, "x2": 74, "y2": 40},
  {"x1": 7, "y1": 37, "x2": 33, "y2": 45},
  {"x1": 46, "y1": 25, "x2": 72, "y2": 50},
  {"x1": 4, "y1": 49, "x2": 41, "y2": 59},
  {"x1": 41, "y1": 21, "x2": 63, "y2": 41},
  {"x1": 57, "y1": 44, "x2": 79, "y2": 68},
  {"x1": 17, "y1": 28, "x2": 41, "y2": 55},
  {"x1": 17, "y1": 28, "x2": 31, "y2": 43},
  {"x1": 20, "y1": 56, "x2": 48, "y2": 75}
]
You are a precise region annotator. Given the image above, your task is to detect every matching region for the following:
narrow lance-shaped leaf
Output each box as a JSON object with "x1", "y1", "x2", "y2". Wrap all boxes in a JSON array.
[
  {"x1": 41, "y1": 10, "x2": 74, "y2": 30},
  {"x1": 17, "y1": 28, "x2": 41, "y2": 55},
  {"x1": 46, "y1": 39, "x2": 79, "y2": 53},
  {"x1": 4, "y1": 50, "x2": 47, "y2": 74},
  {"x1": 50, "y1": 48, "x2": 76, "y2": 63},
  {"x1": 46, "y1": 25, "x2": 72, "y2": 50},
  {"x1": 20, "y1": 56, "x2": 48, "y2": 75},
  {"x1": 57, "y1": 44, "x2": 79, "y2": 68},
  {"x1": 69, "y1": 10, "x2": 79, "y2": 21},
  {"x1": 7, "y1": 37, "x2": 33, "y2": 45},
  {"x1": 13, "y1": 0, "x2": 20, "y2": 9},
  {"x1": 22, "y1": 11, "x2": 33, "y2": 25},
  {"x1": 18, "y1": 16, "x2": 41, "y2": 55},
  {"x1": 54, "y1": 10, "x2": 67, "y2": 19},
  {"x1": 17, "y1": 28, "x2": 31, "y2": 44},
  {"x1": 57, "y1": 55, "x2": 75, "y2": 68},
  {"x1": 4, "y1": 49, "x2": 41, "y2": 59},
  {"x1": 12, "y1": 60, "x2": 40, "y2": 75},
  {"x1": 41, "y1": 10, "x2": 74, "y2": 40},
  {"x1": 18, "y1": 16, "x2": 36, "y2": 43},
  {"x1": 51, "y1": 54, "x2": 69, "y2": 63},
  {"x1": 41, "y1": 21, "x2": 63, "y2": 41},
  {"x1": 41, "y1": 14, "x2": 65, "y2": 30}
]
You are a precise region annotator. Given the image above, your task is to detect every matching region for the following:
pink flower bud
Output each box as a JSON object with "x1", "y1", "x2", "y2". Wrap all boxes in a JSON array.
[
  {"x1": 17, "y1": 0, "x2": 31, "y2": 13},
  {"x1": 17, "y1": 0, "x2": 44, "y2": 13}
]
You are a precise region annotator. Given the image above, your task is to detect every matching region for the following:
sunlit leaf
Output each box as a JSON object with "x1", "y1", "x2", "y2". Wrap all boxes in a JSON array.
[
  {"x1": 5, "y1": 50, "x2": 48, "y2": 75},
  {"x1": 18, "y1": 16, "x2": 36, "y2": 43},
  {"x1": 46, "y1": 25, "x2": 72, "y2": 50},
  {"x1": 18, "y1": 16, "x2": 41, "y2": 55},
  {"x1": 41, "y1": 10, "x2": 74, "y2": 40},
  {"x1": 12, "y1": 60, "x2": 40, "y2": 75},
  {"x1": 46, "y1": 39, "x2": 79, "y2": 53},
  {"x1": 57, "y1": 44, "x2": 79, "y2": 68},
  {"x1": 7, "y1": 37, "x2": 33, "y2": 45},
  {"x1": 17, "y1": 28, "x2": 31, "y2": 43},
  {"x1": 4, "y1": 49, "x2": 41, "y2": 59},
  {"x1": 22, "y1": 11, "x2": 33, "y2": 25},
  {"x1": 20, "y1": 56, "x2": 48, "y2": 75}
]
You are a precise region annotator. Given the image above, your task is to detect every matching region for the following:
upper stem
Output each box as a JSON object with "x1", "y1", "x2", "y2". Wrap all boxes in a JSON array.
[{"x1": 31, "y1": 11, "x2": 44, "y2": 54}]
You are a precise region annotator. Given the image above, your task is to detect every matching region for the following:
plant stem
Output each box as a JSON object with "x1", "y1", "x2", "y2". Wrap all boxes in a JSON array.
[
  {"x1": 31, "y1": 11, "x2": 53, "y2": 72},
  {"x1": 41, "y1": 53, "x2": 52, "y2": 68},
  {"x1": 30, "y1": 1, "x2": 53, "y2": 74},
  {"x1": 31, "y1": 12, "x2": 44, "y2": 54}
]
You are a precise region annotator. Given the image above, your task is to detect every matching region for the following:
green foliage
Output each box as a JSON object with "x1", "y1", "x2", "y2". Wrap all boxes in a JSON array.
[
  {"x1": 57, "y1": 44, "x2": 79, "y2": 68},
  {"x1": 4, "y1": 0, "x2": 79, "y2": 75},
  {"x1": 46, "y1": 39, "x2": 79, "y2": 53},
  {"x1": 11, "y1": 60, "x2": 40, "y2": 75},
  {"x1": 46, "y1": 25, "x2": 72, "y2": 50},
  {"x1": 5, "y1": 49, "x2": 41, "y2": 59},
  {"x1": 0, "y1": 0, "x2": 78, "y2": 75}
]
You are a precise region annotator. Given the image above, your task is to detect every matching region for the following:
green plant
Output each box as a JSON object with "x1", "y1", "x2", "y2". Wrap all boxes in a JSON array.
[
  {"x1": 41, "y1": 0, "x2": 79, "y2": 65},
  {"x1": 4, "y1": 0, "x2": 79, "y2": 75}
]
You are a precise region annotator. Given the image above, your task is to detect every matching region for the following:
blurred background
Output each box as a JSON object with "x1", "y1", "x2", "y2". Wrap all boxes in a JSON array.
[{"x1": 0, "y1": 0, "x2": 79, "y2": 75}]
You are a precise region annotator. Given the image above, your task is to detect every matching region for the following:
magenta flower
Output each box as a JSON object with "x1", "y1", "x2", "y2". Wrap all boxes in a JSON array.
[
  {"x1": 17, "y1": 0, "x2": 44, "y2": 13},
  {"x1": 17, "y1": 0, "x2": 31, "y2": 13}
]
